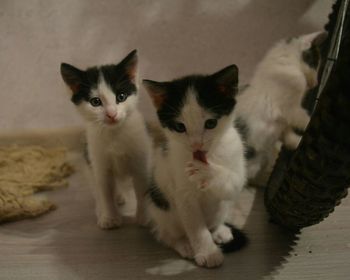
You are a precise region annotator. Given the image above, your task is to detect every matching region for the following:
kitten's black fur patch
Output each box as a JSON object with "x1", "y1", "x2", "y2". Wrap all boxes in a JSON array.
[
  {"x1": 145, "y1": 66, "x2": 238, "y2": 132},
  {"x1": 302, "y1": 33, "x2": 327, "y2": 70},
  {"x1": 61, "y1": 65, "x2": 100, "y2": 105},
  {"x1": 302, "y1": 87, "x2": 317, "y2": 115},
  {"x1": 234, "y1": 117, "x2": 249, "y2": 142},
  {"x1": 302, "y1": 46, "x2": 320, "y2": 69},
  {"x1": 61, "y1": 50, "x2": 137, "y2": 105},
  {"x1": 301, "y1": 33, "x2": 328, "y2": 113},
  {"x1": 100, "y1": 64, "x2": 137, "y2": 101},
  {"x1": 220, "y1": 223, "x2": 249, "y2": 253},
  {"x1": 245, "y1": 146, "x2": 257, "y2": 160},
  {"x1": 148, "y1": 180, "x2": 170, "y2": 211}
]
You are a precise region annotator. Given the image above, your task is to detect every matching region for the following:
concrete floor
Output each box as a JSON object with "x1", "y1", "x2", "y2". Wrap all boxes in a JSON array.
[
  {"x1": 1, "y1": 0, "x2": 350, "y2": 279},
  {"x1": 0, "y1": 134, "x2": 349, "y2": 279}
]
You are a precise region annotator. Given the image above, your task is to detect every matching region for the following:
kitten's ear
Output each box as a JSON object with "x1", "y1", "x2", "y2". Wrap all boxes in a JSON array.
[
  {"x1": 302, "y1": 32, "x2": 327, "y2": 69},
  {"x1": 143, "y1": 80, "x2": 167, "y2": 109},
  {"x1": 60, "y1": 63, "x2": 84, "y2": 94},
  {"x1": 212, "y1": 64, "x2": 239, "y2": 96},
  {"x1": 120, "y1": 49, "x2": 138, "y2": 82}
]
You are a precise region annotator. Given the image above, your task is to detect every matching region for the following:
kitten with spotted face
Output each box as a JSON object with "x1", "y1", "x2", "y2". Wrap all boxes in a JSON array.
[
  {"x1": 143, "y1": 65, "x2": 246, "y2": 268},
  {"x1": 235, "y1": 32, "x2": 327, "y2": 182},
  {"x1": 60, "y1": 50, "x2": 152, "y2": 229}
]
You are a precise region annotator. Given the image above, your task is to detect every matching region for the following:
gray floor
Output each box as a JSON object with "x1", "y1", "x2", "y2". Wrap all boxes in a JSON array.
[
  {"x1": 0, "y1": 147, "x2": 349, "y2": 280},
  {"x1": 1, "y1": 1, "x2": 350, "y2": 279}
]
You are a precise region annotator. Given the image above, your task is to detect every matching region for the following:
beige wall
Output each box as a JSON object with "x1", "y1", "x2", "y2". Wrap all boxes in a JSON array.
[{"x1": 0, "y1": 0, "x2": 332, "y2": 130}]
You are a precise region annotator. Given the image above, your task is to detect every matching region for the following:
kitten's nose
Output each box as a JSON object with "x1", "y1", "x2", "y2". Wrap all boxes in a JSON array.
[{"x1": 106, "y1": 112, "x2": 117, "y2": 121}]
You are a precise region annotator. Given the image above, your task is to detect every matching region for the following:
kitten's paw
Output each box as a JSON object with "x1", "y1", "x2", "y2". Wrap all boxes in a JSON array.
[
  {"x1": 212, "y1": 224, "x2": 233, "y2": 244},
  {"x1": 195, "y1": 246, "x2": 224, "y2": 268},
  {"x1": 174, "y1": 239, "x2": 194, "y2": 259},
  {"x1": 185, "y1": 161, "x2": 210, "y2": 190},
  {"x1": 97, "y1": 215, "x2": 122, "y2": 229}
]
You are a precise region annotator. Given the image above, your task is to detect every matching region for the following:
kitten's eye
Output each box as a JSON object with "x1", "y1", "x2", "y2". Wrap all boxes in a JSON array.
[
  {"x1": 116, "y1": 93, "x2": 127, "y2": 103},
  {"x1": 173, "y1": 122, "x2": 186, "y2": 133},
  {"x1": 90, "y1": 97, "x2": 102, "y2": 107},
  {"x1": 204, "y1": 119, "x2": 218, "y2": 129}
]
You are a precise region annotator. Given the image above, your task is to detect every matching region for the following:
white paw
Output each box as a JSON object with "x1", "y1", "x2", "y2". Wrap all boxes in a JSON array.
[
  {"x1": 174, "y1": 239, "x2": 194, "y2": 259},
  {"x1": 185, "y1": 161, "x2": 210, "y2": 190},
  {"x1": 195, "y1": 246, "x2": 224, "y2": 268},
  {"x1": 97, "y1": 215, "x2": 122, "y2": 229},
  {"x1": 212, "y1": 225, "x2": 233, "y2": 244}
]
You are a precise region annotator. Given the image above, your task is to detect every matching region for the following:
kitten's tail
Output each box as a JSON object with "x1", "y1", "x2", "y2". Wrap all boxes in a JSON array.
[{"x1": 220, "y1": 223, "x2": 249, "y2": 253}]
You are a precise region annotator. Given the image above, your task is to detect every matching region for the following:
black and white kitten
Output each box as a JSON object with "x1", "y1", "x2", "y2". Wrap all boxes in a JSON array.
[
  {"x1": 143, "y1": 65, "x2": 246, "y2": 268},
  {"x1": 235, "y1": 32, "x2": 327, "y2": 182},
  {"x1": 60, "y1": 50, "x2": 152, "y2": 229}
]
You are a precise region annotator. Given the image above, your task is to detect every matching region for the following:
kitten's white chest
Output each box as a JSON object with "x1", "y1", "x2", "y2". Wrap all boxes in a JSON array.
[{"x1": 87, "y1": 126, "x2": 127, "y2": 169}]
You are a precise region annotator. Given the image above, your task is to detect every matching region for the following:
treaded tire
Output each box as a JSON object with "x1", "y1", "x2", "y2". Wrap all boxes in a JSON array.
[{"x1": 264, "y1": 0, "x2": 350, "y2": 230}]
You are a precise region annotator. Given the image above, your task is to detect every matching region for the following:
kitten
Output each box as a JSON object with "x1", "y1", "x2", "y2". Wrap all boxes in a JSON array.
[
  {"x1": 60, "y1": 50, "x2": 152, "y2": 229},
  {"x1": 143, "y1": 65, "x2": 246, "y2": 268},
  {"x1": 235, "y1": 32, "x2": 327, "y2": 182}
]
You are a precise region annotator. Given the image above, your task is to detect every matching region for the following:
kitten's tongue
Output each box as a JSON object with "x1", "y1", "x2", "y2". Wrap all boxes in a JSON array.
[{"x1": 193, "y1": 150, "x2": 208, "y2": 164}]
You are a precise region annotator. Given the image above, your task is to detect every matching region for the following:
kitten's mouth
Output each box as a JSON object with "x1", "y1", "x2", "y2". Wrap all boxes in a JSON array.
[
  {"x1": 193, "y1": 150, "x2": 208, "y2": 164},
  {"x1": 105, "y1": 118, "x2": 118, "y2": 125}
]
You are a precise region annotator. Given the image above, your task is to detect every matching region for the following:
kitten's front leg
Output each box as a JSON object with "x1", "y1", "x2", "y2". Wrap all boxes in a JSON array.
[
  {"x1": 175, "y1": 195, "x2": 224, "y2": 268},
  {"x1": 212, "y1": 224, "x2": 234, "y2": 244},
  {"x1": 92, "y1": 160, "x2": 122, "y2": 229}
]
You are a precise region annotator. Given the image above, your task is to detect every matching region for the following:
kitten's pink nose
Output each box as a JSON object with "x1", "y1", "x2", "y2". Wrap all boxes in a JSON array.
[{"x1": 106, "y1": 112, "x2": 117, "y2": 121}]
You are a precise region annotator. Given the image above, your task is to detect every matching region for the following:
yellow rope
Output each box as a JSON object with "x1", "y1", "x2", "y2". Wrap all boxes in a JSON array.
[{"x1": 0, "y1": 146, "x2": 74, "y2": 223}]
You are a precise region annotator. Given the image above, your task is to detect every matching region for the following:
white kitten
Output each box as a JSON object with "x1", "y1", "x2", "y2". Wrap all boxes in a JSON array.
[
  {"x1": 235, "y1": 32, "x2": 327, "y2": 182},
  {"x1": 60, "y1": 50, "x2": 152, "y2": 229},
  {"x1": 143, "y1": 65, "x2": 246, "y2": 268}
]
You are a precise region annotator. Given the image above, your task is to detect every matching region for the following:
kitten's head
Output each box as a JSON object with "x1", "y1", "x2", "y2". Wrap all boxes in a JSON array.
[
  {"x1": 60, "y1": 50, "x2": 138, "y2": 127},
  {"x1": 288, "y1": 32, "x2": 327, "y2": 88},
  {"x1": 143, "y1": 65, "x2": 239, "y2": 153}
]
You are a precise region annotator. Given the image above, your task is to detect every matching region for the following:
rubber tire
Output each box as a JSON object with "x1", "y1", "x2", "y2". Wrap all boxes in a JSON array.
[{"x1": 264, "y1": 0, "x2": 350, "y2": 231}]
